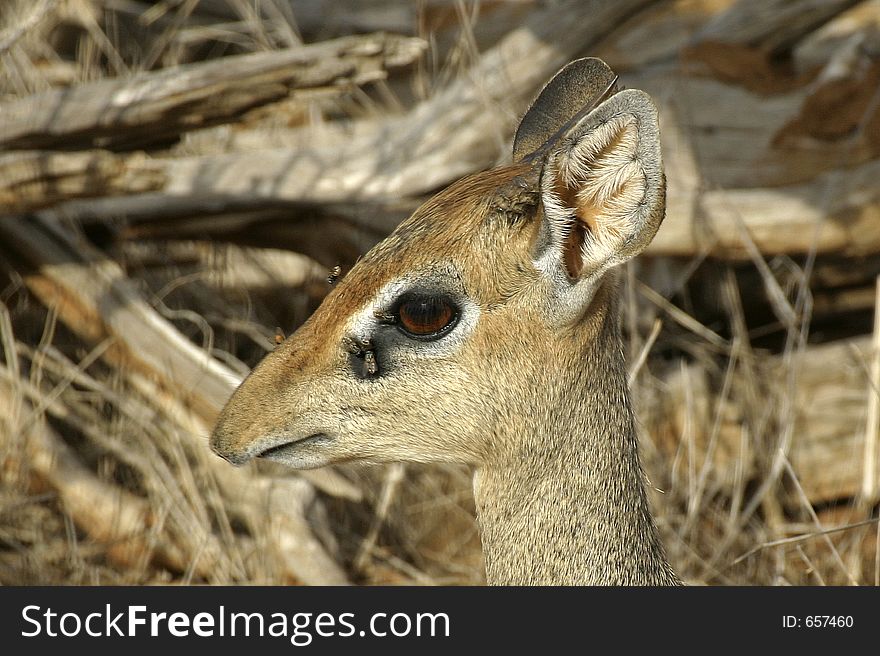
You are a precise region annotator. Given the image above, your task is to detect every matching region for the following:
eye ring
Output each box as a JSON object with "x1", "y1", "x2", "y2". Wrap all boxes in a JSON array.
[{"x1": 393, "y1": 294, "x2": 459, "y2": 341}]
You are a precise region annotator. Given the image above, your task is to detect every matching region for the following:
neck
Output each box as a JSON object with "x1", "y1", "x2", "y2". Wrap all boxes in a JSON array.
[{"x1": 473, "y1": 315, "x2": 679, "y2": 585}]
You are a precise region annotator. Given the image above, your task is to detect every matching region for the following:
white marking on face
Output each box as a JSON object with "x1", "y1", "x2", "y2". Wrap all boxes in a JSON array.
[{"x1": 345, "y1": 267, "x2": 480, "y2": 357}]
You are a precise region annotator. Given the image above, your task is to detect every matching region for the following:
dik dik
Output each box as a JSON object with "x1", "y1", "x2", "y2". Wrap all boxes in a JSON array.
[{"x1": 212, "y1": 58, "x2": 680, "y2": 585}]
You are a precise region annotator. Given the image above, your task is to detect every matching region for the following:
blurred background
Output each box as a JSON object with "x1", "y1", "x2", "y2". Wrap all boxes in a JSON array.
[{"x1": 1, "y1": 0, "x2": 879, "y2": 586}]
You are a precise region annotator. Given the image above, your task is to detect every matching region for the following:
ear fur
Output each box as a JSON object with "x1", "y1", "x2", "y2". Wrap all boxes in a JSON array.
[{"x1": 532, "y1": 88, "x2": 665, "y2": 285}]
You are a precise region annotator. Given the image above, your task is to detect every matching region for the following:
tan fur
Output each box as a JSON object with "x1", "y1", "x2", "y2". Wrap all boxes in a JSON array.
[{"x1": 211, "y1": 58, "x2": 680, "y2": 585}]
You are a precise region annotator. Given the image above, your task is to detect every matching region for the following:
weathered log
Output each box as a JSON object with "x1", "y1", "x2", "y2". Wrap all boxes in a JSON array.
[
  {"x1": 15, "y1": 51, "x2": 875, "y2": 264},
  {"x1": 0, "y1": 150, "x2": 166, "y2": 214},
  {"x1": 651, "y1": 157, "x2": 880, "y2": 260},
  {"x1": 11, "y1": 1, "x2": 877, "y2": 266},
  {"x1": 633, "y1": 62, "x2": 879, "y2": 189},
  {"x1": 684, "y1": 0, "x2": 864, "y2": 91},
  {"x1": 775, "y1": 46, "x2": 880, "y2": 163},
  {"x1": 0, "y1": 32, "x2": 425, "y2": 151},
  {"x1": 35, "y1": 146, "x2": 880, "y2": 264},
  {"x1": 98, "y1": 0, "x2": 661, "y2": 202},
  {"x1": 3, "y1": 2, "x2": 661, "y2": 254}
]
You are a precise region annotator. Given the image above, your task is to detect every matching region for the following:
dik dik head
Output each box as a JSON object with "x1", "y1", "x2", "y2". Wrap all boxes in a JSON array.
[{"x1": 210, "y1": 58, "x2": 665, "y2": 470}]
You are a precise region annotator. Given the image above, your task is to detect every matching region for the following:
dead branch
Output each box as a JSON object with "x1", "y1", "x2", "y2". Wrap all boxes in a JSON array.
[
  {"x1": 685, "y1": 0, "x2": 864, "y2": 91},
  {"x1": 650, "y1": 158, "x2": 880, "y2": 260},
  {"x1": 0, "y1": 32, "x2": 425, "y2": 151},
  {"x1": 0, "y1": 150, "x2": 166, "y2": 214},
  {"x1": 64, "y1": 1, "x2": 661, "y2": 204}
]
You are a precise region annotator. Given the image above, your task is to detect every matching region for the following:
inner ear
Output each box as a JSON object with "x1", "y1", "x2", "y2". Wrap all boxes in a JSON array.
[
  {"x1": 553, "y1": 178, "x2": 588, "y2": 279},
  {"x1": 565, "y1": 117, "x2": 644, "y2": 247},
  {"x1": 543, "y1": 109, "x2": 652, "y2": 280}
]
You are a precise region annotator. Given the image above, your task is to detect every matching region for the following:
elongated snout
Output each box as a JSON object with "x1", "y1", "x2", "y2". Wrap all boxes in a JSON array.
[
  {"x1": 210, "y1": 369, "x2": 278, "y2": 465},
  {"x1": 210, "y1": 333, "x2": 313, "y2": 465},
  {"x1": 209, "y1": 307, "x2": 351, "y2": 469}
]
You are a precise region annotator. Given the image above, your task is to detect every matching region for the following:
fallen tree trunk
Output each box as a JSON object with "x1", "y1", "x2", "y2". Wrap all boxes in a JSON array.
[
  {"x1": 7, "y1": 1, "x2": 876, "y2": 267},
  {"x1": 0, "y1": 150, "x2": 166, "y2": 214},
  {"x1": 0, "y1": 32, "x2": 425, "y2": 151},
  {"x1": 145, "y1": 0, "x2": 658, "y2": 202},
  {"x1": 1, "y1": 0, "x2": 659, "y2": 215},
  {"x1": 652, "y1": 158, "x2": 880, "y2": 260},
  {"x1": 684, "y1": 0, "x2": 864, "y2": 91},
  {"x1": 28, "y1": 150, "x2": 880, "y2": 264}
]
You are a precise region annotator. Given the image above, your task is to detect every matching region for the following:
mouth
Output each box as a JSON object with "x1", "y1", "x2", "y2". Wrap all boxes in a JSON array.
[{"x1": 256, "y1": 433, "x2": 332, "y2": 465}]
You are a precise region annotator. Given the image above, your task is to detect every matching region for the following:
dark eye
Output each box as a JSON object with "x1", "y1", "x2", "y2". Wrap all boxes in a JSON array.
[{"x1": 395, "y1": 295, "x2": 459, "y2": 339}]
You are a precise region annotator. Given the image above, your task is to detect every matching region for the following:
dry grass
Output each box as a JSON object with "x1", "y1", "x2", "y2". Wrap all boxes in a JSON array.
[{"x1": 1, "y1": 0, "x2": 878, "y2": 586}]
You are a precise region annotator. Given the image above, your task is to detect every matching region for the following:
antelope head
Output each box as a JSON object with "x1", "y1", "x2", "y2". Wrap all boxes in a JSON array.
[{"x1": 210, "y1": 58, "x2": 665, "y2": 476}]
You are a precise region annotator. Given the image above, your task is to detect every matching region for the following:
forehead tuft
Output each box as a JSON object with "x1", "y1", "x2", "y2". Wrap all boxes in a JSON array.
[
  {"x1": 370, "y1": 162, "x2": 538, "y2": 263},
  {"x1": 320, "y1": 164, "x2": 540, "y2": 324}
]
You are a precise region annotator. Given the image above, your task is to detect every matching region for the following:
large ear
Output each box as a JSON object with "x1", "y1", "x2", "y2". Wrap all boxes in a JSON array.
[
  {"x1": 513, "y1": 57, "x2": 618, "y2": 163},
  {"x1": 532, "y1": 88, "x2": 665, "y2": 291}
]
